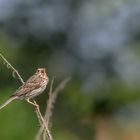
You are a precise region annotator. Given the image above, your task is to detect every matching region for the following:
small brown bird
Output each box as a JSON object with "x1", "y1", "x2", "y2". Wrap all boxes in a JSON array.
[{"x1": 0, "y1": 68, "x2": 49, "y2": 110}]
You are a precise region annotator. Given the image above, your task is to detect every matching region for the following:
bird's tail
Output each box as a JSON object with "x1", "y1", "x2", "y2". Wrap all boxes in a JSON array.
[{"x1": 0, "y1": 96, "x2": 18, "y2": 110}]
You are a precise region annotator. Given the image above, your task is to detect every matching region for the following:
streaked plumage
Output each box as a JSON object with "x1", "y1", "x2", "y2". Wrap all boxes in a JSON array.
[{"x1": 0, "y1": 68, "x2": 49, "y2": 110}]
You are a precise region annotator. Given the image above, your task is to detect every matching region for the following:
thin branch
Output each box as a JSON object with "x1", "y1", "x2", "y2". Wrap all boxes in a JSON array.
[
  {"x1": 33, "y1": 100, "x2": 53, "y2": 140},
  {"x1": 0, "y1": 52, "x2": 24, "y2": 84},
  {"x1": 45, "y1": 77, "x2": 55, "y2": 126},
  {"x1": 46, "y1": 77, "x2": 71, "y2": 126},
  {"x1": 35, "y1": 77, "x2": 55, "y2": 140},
  {"x1": 43, "y1": 130, "x2": 47, "y2": 140},
  {"x1": 35, "y1": 77, "x2": 71, "y2": 140}
]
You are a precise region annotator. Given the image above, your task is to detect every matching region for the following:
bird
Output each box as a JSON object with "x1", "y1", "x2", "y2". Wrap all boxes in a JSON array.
[{"x1": 0, "y1": 68, "x2": 49, "y2": 110}]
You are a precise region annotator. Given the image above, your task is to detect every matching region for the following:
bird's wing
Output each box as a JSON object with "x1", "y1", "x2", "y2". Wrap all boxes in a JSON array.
[{"x1": 13, "y1": 75, "x2": 42, "y2": 97}]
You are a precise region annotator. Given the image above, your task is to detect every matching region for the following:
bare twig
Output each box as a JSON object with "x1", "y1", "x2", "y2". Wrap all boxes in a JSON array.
[
  {"x1": 0, "y1": 52, "x2": 24, "y2": 84},
  {"x1": 43, "y1": 131, "x2": 47, "y2": 140},
  {"x1": 45, "y1": 77, "x2": 55, "y2": 126},
  {"x1": 33, "y1": 100, "x2": 53, "y2": 140},
  {"x1": 46, "y1": 77, "x2": 71, "y2": 126},
  {"x1": 35, "y1": 77, "x2": 71, "y2": 140}
]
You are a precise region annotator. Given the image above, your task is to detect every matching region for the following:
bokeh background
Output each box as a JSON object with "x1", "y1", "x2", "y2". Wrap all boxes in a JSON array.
[{"x1": 0, "y1": 0, "x2": 140, "y2": 140}]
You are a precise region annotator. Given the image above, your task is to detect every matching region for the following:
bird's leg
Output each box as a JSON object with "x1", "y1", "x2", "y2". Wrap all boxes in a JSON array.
[
  {"x1": 27, "y1": 98, "x2": 38, "y2": 107},
  {"x1": 33, "y1": 99, "x2": 39, "y2": 108}
]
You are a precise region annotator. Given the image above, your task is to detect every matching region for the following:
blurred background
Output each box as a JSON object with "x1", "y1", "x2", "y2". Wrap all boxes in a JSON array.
[{"x1": 0, "y1": 0, "x2": 140, "y2": 140}]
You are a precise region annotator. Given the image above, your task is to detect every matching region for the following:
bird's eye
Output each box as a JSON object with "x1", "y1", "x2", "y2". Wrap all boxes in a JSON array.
[{"x1": 41, "y1": 70, "x2": 44, "y2": 73}]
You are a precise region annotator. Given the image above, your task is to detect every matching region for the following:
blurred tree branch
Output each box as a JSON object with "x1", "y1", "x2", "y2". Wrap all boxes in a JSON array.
[{"x1": 35, "y1": 77, "x2": 71, "y2": 140}]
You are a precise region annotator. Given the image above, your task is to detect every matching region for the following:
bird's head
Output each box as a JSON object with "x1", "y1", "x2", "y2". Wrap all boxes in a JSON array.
[{"x1": 36, "y1": 68, "x2": 47, "y2": 78}]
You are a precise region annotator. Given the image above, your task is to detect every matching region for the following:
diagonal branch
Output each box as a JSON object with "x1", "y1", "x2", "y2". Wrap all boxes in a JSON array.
[
  {"x1": 46, "y1": 77, "x2": 71, "y2": 126},
  {"x1": 33, "y1": 100, "x2": 53, "y2": 140},
  {"x1": 0, "y1": 52, "x2": 24, "y2": 84},
  {"x1": 35, "y1": 77, "x2": 71, "y2": 140}
]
